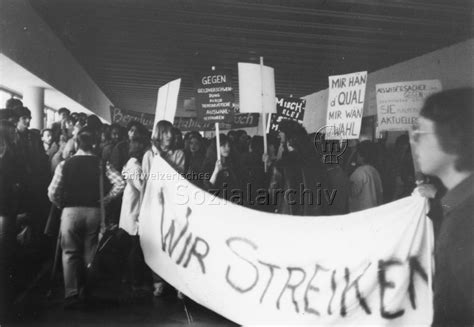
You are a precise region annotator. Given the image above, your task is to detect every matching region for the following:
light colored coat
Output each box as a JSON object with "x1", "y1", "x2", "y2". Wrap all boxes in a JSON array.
[
  {"x1": 349, "y1": 164, "x2": 383, "y2": 212},
  {"x1": 119, "y1": 158, "x2": 143, "y2": 235}
]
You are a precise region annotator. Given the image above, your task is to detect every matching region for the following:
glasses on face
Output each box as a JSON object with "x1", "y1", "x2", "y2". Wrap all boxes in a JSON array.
[{"x1": 410, "y1": 125, "x2": 434, "y2": 143}]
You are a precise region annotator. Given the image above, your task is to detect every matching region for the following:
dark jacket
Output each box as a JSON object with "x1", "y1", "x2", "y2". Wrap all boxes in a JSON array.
[
  {"x1": 269, "y1": 151, "x2": 327, "y2": 216},
  {"x1": 240, "y1": 152, "x2": 267, "y2": 210},
  {"x1": 202, "y1": 158, "x2": 243, "y2": 204},
  {"x1": 433, "y1": 173, "x2": 474, "y2": 326},
  {"x1": 110, "y1": 140, "x2": 129, "y2": 172}
]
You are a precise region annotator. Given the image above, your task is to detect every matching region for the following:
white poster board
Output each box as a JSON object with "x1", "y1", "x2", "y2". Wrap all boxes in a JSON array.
[
  {"x1": 238, "y1": 62, "x2": 276, "y2": 114},
  {"x1": 376, "y1": 80, "x2": 442, "y2": 131},
  {"x1": 326, "y1": 71, "x2": 367, "y2": 140},
  {"x1": 154, "y1": 78, "x2": 181, "y2": 126}
]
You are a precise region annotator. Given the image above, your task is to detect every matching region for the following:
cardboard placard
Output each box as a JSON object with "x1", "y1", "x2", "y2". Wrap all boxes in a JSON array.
[
  {"x1": 376, "y1": 80, "x2": 442, "y2": 131},
  {"x1": 326, "y1": 71, "x2": 367, "y2": 140},
  {"x1": 195, "y1": 70, "x2": 234, "y2": 123},
  {"x1": 268, "y1": 96, "x2": 306, "y2": 133}
]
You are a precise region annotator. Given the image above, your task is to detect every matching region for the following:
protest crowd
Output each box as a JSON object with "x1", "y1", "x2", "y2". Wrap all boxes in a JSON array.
[{"x1": 0, "y1": 88, "x2": 473, "y2": 326}]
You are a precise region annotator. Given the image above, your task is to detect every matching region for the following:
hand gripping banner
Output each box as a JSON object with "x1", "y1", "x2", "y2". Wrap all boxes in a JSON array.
[{"x1": 139, "y1": 156, "x2": 434, "y2": 325}]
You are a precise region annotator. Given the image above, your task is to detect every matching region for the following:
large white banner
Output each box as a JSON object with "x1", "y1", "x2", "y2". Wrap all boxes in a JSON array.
[
  {"x1": 326, "y1": 71, "x2": 367, "y2": 140},
  {"x1": 376, "y1": 80, "x2": 442, "y2": 131},
  {"x1": 139, "y1": 156, "x2": 433, "y2": 325}
]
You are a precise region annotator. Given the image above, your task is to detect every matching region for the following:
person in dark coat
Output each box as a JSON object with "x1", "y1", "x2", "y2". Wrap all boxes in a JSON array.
[
  {"x1": 412, "y1": 88, "x2": 474, "y2": 326},
  {"x1": 0, "y1": 119, "x2": 21, "y2": 322},
  {"x1": 202, "y1": 134, "x2": 244, "y2": 204},
  {"x1": 240, "y1": 135, "x2": 267, "y2": 210},
  {"x1": 50, "y1": 107, "x2": 70, "y2": 144},
  {"x1": 14, "y1": 106, "x2": 50, "y2": 234},
  {"x1": 268, "y1": 120, "x2": 328, "y2": 216},
  {"x1": 110, "y1": 121, "x2": 148, "y2": 172},
  {"x1": 184, "y1": 131, "x2": 206, "y2": 187}
]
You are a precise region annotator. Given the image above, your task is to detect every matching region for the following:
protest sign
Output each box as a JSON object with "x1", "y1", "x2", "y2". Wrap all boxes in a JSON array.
[
  {"x1": 139, "y1": 155, "x2": 434, "y2": 326},
  {"x1": 376, "y1": 80, "x2": 442, "y2": 131},
  {"x1": 154, "y1": 78, "x2": 181, "y2": 126},
  {"x1": 268, "y1": 97, "x2": 306, "y2": 133},
  {"x1": 174, "y1": 113, "x2": 259, "y2": 132},
  {"x1": 109, "y1": 106, "x2": 155, "y2": 130},
  {"x1": 238, "y1": 62, "x2": 276, "y2": 114},
  {"x1": 195, "y1": 70, "x2": 234, "y2": 123},
  {"x1": 326, "y1": 71, "x2": 367, "y2": 140}
]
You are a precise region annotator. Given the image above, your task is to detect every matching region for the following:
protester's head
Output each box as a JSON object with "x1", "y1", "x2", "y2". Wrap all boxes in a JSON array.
[
  {"x1": 250, "y1": 135, "x2": 264, "y2": 156},
  {"x1": 219, "y1": 134, "x2": 231, "y2": 158},
  {"x1": 227, "y1": 130, "x2": 237, "y2": 144},
  {"x1": 86, "y1": 115, "x2": 102, "y2": 131},
  {"x1": 70, "y1": 112, "x2": 79, "y2": 122},
  {"x1": 76, "y1": 126, "x2": 97, "y2": 152},
  {"x1": 279, "y1": 120, "x2": 313, "y2": 156},
  {"x1": 41, "y1": 128, "x2": 53, "y2": 145},
  {"x1": 173, "y1": 127, "x2": 184, "y2": 150},
  {"x1": 63, "y1": 116, "x2": 76, "y2": 139},
  {"x1": 110, "y1": 123, "x2": 124, "y2": 144},
  {"x1": 395, "y1": 134, "x2": 409, "y2": 153},
  {"x1": 77, "y1": 112, "x2": 88, "y2": 125},
  {"x1": 356, "y1": 140, "x2": 377, "y2": 166},
  {"x1": 235, "y1": 130, "x2": 248, "y2": 153},
  {"x1": 127, "y1": 121, "x2": 147, "y2": 142},
  {"x1": 6, "y1": 98, "x2": 23, "y2": 110},
  {"x1": 72, "y1": 120, "x2": 86, "y2": 137},
  {"x1": 186, "y1": 131, "x2": 203, "y2": 154},
  {"x1": 15, "y1": 106, "x2": 32, "y2": 132},
  {"x1": 100, "y1": 124, "x2": 111, "y2": 143},
  {"x1": 204, "y1": 134, "x2": 232, "y2": 167},
  {"x1": 129, "y1": 139, "x2": 147, "y2": 163},
  {"x1": 57, "y1": 107, "x2": 70, "y2": 121},
  {"x1": 415, "y1": 88, "x2": 474, "y2": 177},
  {"x1": 152, "y1": 120, "x2": 174, "y2": 150}
]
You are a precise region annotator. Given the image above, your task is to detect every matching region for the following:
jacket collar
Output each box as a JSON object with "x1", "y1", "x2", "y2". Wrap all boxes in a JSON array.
[{"x1": 441, "y1": 173, "x2": 474, "y2": 215}]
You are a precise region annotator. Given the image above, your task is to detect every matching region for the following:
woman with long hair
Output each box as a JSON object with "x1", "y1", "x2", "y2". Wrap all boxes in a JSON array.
[
  {"x1": 184, "y1": 131, "x2": 206, "y2": 186},
  {"x1": 141, "y1": 120, "x2": 184, "y2": 298},
  {"x1": 268, "y1": 120, "x2": 328, "y2": 216},
  {"x1": 202, "y1": 134, "x2": 243, "y2": 204},
  {"x1": 142, "y1": 120, "x2": 185, "y2": 182}
]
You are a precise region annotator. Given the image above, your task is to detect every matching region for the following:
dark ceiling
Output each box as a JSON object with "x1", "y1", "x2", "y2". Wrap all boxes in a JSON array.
[{"x1": 30, "y1": 0, "x2": 473, "y2": 114}]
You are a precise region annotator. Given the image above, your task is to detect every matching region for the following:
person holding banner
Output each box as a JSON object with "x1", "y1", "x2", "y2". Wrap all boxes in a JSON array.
[
  {"x1": 268, "y1": 120, "x2": 327, "y2": 215},
  {"x1": 141, "y1": 120, "x2": 185, "y2": 297},
  {"x1": 142, "y1": 120, "x2": 185, "y2": 180},
  {"x1": 412, "y1": 88, "x2": 474, "y2": 326}
]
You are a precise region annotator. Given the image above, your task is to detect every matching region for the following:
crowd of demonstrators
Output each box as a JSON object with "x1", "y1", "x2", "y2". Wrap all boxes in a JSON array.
[{"x1": 0, "y1": 87, "x2": 472, "y2": 325}]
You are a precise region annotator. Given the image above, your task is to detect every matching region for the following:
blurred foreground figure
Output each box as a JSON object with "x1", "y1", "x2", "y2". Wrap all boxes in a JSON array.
[{"x1": 413, "y1": 88, "x2": 474, "y2": 325}]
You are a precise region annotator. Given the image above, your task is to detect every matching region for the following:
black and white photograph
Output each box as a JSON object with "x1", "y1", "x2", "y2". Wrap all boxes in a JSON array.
[{"x1": 0, "y1": 0, "x2": 473, "y2": 325}]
